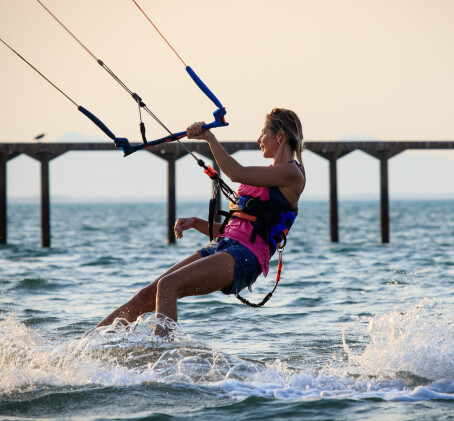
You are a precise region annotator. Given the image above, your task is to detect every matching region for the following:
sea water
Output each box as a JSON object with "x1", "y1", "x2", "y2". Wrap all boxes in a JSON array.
[{"x1": 0, "y1": 200, "x2": 453, "y2": 420}]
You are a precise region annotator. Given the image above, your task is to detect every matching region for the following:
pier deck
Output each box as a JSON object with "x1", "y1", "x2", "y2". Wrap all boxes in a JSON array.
[{"x1": 1, "y1": 140, "x2": 453, "y2": 246}]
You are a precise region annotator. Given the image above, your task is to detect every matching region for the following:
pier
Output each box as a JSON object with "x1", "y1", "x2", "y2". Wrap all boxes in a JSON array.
[{"x1": 1, "y1": 141, "x2": 453, "y2": 246}]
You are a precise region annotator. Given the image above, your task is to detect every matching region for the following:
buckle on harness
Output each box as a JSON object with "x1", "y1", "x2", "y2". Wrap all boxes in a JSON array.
[
  {"x1": 277, "y1": 234, "x2": 287, "y2": 252},
  {"x1": 244, "y1": 197, "x2": 257, "y2": 210}
]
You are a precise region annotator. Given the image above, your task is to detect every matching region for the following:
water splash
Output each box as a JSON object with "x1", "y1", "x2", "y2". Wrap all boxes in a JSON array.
[
  {"x1": 0, "y1": 314, "x2": 196, "y2": 395},
  {"x1": 1, "y1": 302, "x2": 454, "y2": 402},
  {"x1": 342, "y1": 298, "x2": 454, "y2": 381}
]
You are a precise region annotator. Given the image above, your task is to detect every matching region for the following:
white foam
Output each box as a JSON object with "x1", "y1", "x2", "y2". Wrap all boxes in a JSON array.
[{"x1": 1, "y1": 302, "x2": 453, "y2": 402}]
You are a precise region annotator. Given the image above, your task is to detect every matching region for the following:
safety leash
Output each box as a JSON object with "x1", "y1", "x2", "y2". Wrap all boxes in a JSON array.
[{"x1": 235, "y1": 245, "x2": 285, "y2": 308}]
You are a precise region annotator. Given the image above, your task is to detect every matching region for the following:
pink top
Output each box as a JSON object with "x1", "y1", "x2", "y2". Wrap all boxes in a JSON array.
[{"x1": 219, "y1": 184, "x2": 271, "y2": 277}]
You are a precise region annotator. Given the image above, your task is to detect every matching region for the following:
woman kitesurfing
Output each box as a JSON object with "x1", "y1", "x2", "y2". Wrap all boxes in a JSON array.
[
  {"x1": 98, "y1": 109, "x2": 305, "y2": 334},
  {"x1": 1, "y1": 0, "x2": 305, "y2": 335}
]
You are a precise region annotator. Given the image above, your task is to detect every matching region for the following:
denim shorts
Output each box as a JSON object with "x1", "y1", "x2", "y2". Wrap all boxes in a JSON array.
[{"x1": 197, "y1": 237, "x2": 262, "y2": 295}]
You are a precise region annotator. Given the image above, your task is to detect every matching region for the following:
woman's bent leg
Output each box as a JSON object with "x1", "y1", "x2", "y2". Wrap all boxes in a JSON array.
[
  {"x1": 97, "y1": 252, "x2": 203, "y2": 327},
  {"x1": 155, "y1": 252, "x2": 236, "y2": 322}
]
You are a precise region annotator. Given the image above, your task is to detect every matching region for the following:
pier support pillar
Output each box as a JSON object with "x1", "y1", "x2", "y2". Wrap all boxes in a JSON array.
[
  {"x1": 39, "y1": 153, "x2": 51, "y2": 247},
  {"x1": 0, "y1": 154, "x2": 6, "y2": 245},
  {"x1": 147, "y1": 147, "x2": 188, "y2": 245},
  {"x1": 24, "y1": 150, "x2": 63, "y2": 248},
  {"x1": 167, "y1": 158, "x2": 176, "y2": 244},
  {"x1": 0, "y1": 152, "x2": 21, "y2": 245},
  {"x1": 314, "y1": 151, "x2": 352, "y2": 242},
  {"x1": 313, "y1": 150, "x2": 352, "y2": 242},
  {"x1": 364, "y1": 147, "x2": 404, "y2": 244},
  {"x1": 329, "y1": 156, "x2": 339, "y2": 242},
  {"x1": 379, "y1": 154, "x2": 390, "y2": 244}
]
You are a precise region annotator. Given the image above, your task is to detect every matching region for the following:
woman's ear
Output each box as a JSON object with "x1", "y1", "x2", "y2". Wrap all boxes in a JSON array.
[{"x1": 277, "y1": 130, "x2": 286, "y2": 144}]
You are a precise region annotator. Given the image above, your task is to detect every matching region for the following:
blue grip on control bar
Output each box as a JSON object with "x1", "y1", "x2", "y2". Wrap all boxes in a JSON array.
[
  {"x1": 186, "y1": 66, "x2": 223, "y2": 109},
  {"x1": 78, "y1": 106, "x2": 116, "y2": 141}
]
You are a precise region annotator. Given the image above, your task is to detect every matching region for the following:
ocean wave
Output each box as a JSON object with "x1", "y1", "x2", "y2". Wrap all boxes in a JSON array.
[{"x1": 13, "y1": 278, "x2": 61, "y2": 291}]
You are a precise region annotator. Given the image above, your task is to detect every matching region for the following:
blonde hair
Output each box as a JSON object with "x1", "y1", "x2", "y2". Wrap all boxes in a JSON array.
[{"x1": 266, "y1": 108, "x2": 304, "y2": 166}]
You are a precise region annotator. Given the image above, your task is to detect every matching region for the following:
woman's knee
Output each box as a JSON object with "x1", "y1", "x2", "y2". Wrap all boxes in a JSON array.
[{"x1": 156, "y1": 274, "x2": 178, "y2": 298}]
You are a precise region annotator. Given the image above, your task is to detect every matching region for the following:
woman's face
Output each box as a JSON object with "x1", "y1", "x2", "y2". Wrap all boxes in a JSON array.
[{"x1": 257, "y1": 121, "x2": 279, "y2": 158}]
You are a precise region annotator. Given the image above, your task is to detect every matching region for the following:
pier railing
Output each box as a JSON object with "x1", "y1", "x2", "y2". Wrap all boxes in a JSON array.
[{"x1": 1, "y1": 141, "x2": 453, "y2": 246}]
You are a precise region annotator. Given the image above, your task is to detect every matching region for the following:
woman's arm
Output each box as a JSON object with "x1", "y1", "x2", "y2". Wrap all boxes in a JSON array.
[
  {"x1": 174, "y1": 217, "x2": 222, "y2": 239},
  {"x1": 187, "y1": 123, "x2": 303, "y2": 189}
]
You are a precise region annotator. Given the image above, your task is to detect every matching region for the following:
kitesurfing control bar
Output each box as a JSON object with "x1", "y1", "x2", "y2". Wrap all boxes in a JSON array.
[
  {"x1": 113, "y1": 110, "x2": 228, "y2": 157},
  {"x1": 14, "y1": 0, "x2": 230, "y2": 161}
]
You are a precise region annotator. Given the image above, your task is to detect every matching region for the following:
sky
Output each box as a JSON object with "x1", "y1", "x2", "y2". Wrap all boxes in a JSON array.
[{"x1": 1, "y1": 0, "x2": 453, "y2": 202}]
